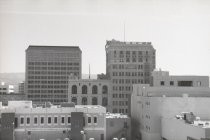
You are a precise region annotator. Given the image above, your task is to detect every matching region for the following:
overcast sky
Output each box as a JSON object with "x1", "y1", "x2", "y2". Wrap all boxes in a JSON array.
[{"x1": 0, "y1": 0, "x2": 210, "y2": 76}]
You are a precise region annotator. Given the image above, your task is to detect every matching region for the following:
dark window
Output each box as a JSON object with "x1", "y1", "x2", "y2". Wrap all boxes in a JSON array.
[
  {"x1": 71, "y1": 97, "x2": 77, "y2": 105},
  {"x1": 54, "y1": 117, "x2": 57, "y2": 124},
  {"x1": 82, "y1": 85, "x2": 88, "y2": 94},
  {"x1": 82, "y1": 97, "x2": 88, "y2": 105},
  {"x1": 27, "y1": 117, "x2": 30, "y2": 124},
  {"x1": 34, "y1": 117, "x2": 38, "y2": 124},
  {"x1": 102, "y1": 97, "x2": 108, "y2": 106},
  {"x1": 170, "y1": 81, "x2": 174, "y2": 86},
  {"x1": 94, "y1": 117, "x2": 97, "y2": 123},
  {"x1": 21, "y1": 117, "x2": 24, "y2": 124},
  {"x1": 160, "y1": 81, "x2": 165, "y2": 86},
  {"x1": 41, "y1": 117, "x2": 44, "y2": 124},
  {"x1": 15, "y1": 117, "x2": 18, "y2": 128},
  {"x1": 61, "y1": 117, "x2": 65, "y2": 124},
  {"x1": 68, "y1": 117, "x2": 71, "y2": 124},
  {"x1": 48, "y1": 117, "x2": 51, "y2": 124},
  {"x1": 72, "y1": 85, "x2": 77, "y2": 94},
  {"x1": 92, "y1": 85, "x2": 98, "y2": 94},
  {"x1": 102, "y1": 85, "x2": 108, "y2": 94},
  {"x1": 92, "y1": 97, "x2": 98, "y2": 105},
  {"x1": 178, "y1": 81, "x2": 193, "y2": 87},
  {"x1": 88, "y1": 117, "x2": 91, "y2": 123}
]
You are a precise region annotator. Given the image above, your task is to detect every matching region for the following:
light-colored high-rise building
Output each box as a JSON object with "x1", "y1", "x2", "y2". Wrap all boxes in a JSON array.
[
  {"x1": 105, "y1": 39, "x2": 156, "y2": 114},
  {"x1": 25, "y1": 46, "x2": 82, "y2": 105}
]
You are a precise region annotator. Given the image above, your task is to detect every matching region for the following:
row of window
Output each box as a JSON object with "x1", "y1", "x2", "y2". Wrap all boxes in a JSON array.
[
  {"x1": 112, "y1": 108, "x2": 128, "y2": 114},
  {"x1": 28, "y1": 62, "x2": 80, "y2": 66},
  {"x1": 112, "y1": 94, "x2": 129, "y2": 98},
  {"x1": 71, "y1": 97, "x2": 108, "y2": 106},
  {"x1": 16, "y1": 115, "x2": 97, "y2": 127},
  {"x1": 28, "y1": 81, "x2": 68, "y2": 84},
  {"x1": 28, "y1": 66, "x2": 79, "y2": 70},
  {"x1": 28, "y1": 94, "x2": 67, "y2": 98},
  {"x1": 28, "y1": 71, "x2": 79, "y2": 75},
  {"x1": 112, "y1": 65, "x2": 144, "y2": 70},
  {"x1": 71, "y1": 85, "x2": 108, "y2": 94},
  {"x1": 28, "y1": 90, "x2": 67, "y2": 94},
  {"x1": 112, "y1": 72, "x2": 150, "y2": 77},
  {"x1": 112, "y1": 101, "x2": 128, "y2": 106},
  {"x1": 113, "y1": 86, "x2": 132, "y2": 91},
  {"x1": 28, "y1": 76, "x2": 69, "y2": 80},
  {"x1": 28, "y1": 85, "x2": 67, "y2": 88},
  {"x1": 113, "y1": 79, "x2": 145, "y2": 84},
  {"x1": 113, "y1": 50, "x2": 153, "y2": 56}
]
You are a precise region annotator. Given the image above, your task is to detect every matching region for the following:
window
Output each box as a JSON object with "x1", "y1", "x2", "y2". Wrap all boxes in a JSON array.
[
  {"x1": 68, "y1": 116, "x2": 71, "y2": 124},
  {"x1": 72, "y1": 85, "x2": 77, "y2": 94},
  {"x1": 92, "y1": 85, "x2": 98, "y2": 94},
  {"x1": 54, "y1": 116, "x2": 58, "y2": 124},
  {"x1": 41, "y1": 117, "x2": 44, "y2": 124},
  {"x1": 61, "y1": 116, "x2": 65, "y2": 124},
  {"x1": 82, "y1": 85, "x2": 88, "y2": 94},
  {"x1": 160, "y1": 81, "x2": 165, "y2": 86},
  {"x1": 178, "y1": 81, "x2": 193, "y2": 87},
  {"x1": 94, "y1": 117, "x2": 97, "y2": 124},
  {"x1": 88, "y1": 117, "x2": 91, "y2": 123},
  {"x1": 102, "y1": 85, "x2": 108, "y2": 94},
  {"x1": 48, "y1": 117, "x2": 51, "y2": 124},
  {"x1": 102, "y1": 97, "x2": 108, "y2": 106},
  {"x1": 170, "y1": 81, "x2": 174, "y2": 86},
  {"x1": 71, "y1": 97, "x2": 77, "y2": 105},
  {"x1": 92, "y1": 97, "x2": 98, "y2": 105},
  {"x1": 27, "y1": 117, "x2": 30, "y2": 125},
  {"x1": 82, "y1": 97, "x2": 88, "y2": 105},
  {"x1": 20, "y1": 117, "x2": 24, "y2": 125},
  {"x1": 15, "y1": 117, "x2": 18, "y2": 128},
  {"x1": 34, "y1": 117, "x2": 38, "y2": 125}
]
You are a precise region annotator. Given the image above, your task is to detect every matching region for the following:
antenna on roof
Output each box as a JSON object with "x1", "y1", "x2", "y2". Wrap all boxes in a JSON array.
[
  {"x1": 124, "y1": 21, "x2": 125, "y2": 42},
  {"x1": 89, "y1": 64, "x2": 91, "y2": 79}
]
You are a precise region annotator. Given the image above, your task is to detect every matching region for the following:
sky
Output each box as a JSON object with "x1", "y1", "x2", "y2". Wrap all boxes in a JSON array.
[{"x1": 0, "y1": 0, "x2": 210, "y2": 76}]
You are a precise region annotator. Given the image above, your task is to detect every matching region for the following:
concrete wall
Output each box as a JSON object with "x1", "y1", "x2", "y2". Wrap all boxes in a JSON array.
[
  {"x1": 162, "y1": 118, "x2": 207, "y2": 140},
  {"x1": 106, "y1": 117, "x2": 131, "y2": 140}
]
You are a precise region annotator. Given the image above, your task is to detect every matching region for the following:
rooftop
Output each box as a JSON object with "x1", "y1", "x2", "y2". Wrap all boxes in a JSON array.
[
  {"x1": 106, "y1": 113, "x2": 129, "y2": 119},
  {"x1": 26, "y1": 45, "x2": 81, "y2": 52}
]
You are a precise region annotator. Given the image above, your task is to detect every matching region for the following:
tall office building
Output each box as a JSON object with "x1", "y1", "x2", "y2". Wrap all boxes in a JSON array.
[
  {"x1": 105, "y1": 39, "x2": 156, "y2": 114},
  {"x1": 25, "y1": 46, "x2": 82, "y2": 105}
]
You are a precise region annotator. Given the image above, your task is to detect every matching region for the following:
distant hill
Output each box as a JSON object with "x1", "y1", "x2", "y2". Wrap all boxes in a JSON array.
[{"x1": 0, "y1": 73, "x2": 98, "y2": 92}]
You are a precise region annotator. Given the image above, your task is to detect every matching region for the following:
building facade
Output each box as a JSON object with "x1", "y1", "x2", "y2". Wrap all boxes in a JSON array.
[
  {"x1": 25, "y1": 46, "x2": 82, "y2": 105},
  {"x1": 131, "y1": 83, "x2": 210, "y2": 140},
  {"x1": 68, "y1": 79, "x2": 111, "y2": 112},
  {"x1": 18, "y1": 81, "x2": 25, "y2": 94},
  {"x1": 0, "y1": 101, "x2": 106, "y2": 140},
  {"x1": 105, "y1": 39, "x2": 156, "y2": 114},
  {"x1": 0, "y1": 82, "x2": 14, "y2": 94},
  {"x1": 152, "y1": 70, "x2": 209, "y2": 87}
]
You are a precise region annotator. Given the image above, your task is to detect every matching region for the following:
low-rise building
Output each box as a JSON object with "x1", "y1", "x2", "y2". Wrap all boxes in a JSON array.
[
  {"x1": 131, "y1": 84, "x2": 210, "y2": 140},
  {"x1": 0, "y1": 101, "x2": 107, "y2": 140},
  {"x1": 0, "y1": 82, "x2": 14, "y2": 94},
  {"x1": 162, "y1": 112, "x2": 210, "y2": 140},
  {"x1": 152, "y1": 70, "x2": 209, "y2": 87},
  {"x1": 68, "y1": 79, "x2": 112, "y2": 112}
]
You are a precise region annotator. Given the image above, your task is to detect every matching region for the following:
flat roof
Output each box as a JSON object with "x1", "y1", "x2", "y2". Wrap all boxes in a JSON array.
[{"x1": 26, "y1": 45, "x2": 81, "y2": 52}]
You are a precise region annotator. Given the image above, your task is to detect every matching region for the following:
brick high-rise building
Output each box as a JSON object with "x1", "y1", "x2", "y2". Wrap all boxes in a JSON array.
[
  {"x1": 25, "y1": 46, "x2": 82, "y2": 105},
  {"x1": 105, "y1": 39, "x2": 156, "y2": 114}
]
